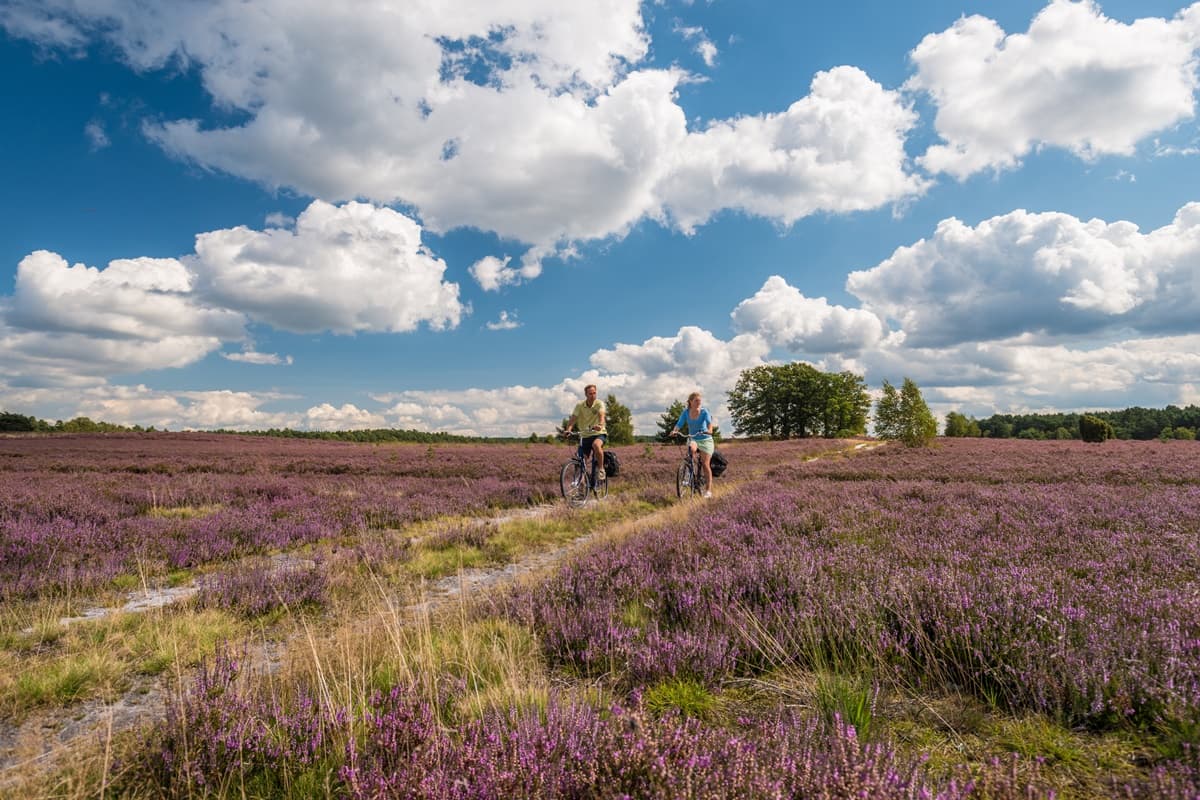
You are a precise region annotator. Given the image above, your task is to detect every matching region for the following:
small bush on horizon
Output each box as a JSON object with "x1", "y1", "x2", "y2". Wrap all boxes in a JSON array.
[{"x1": 1080, "y1": 414, "x2": 1116, "y2": 443}]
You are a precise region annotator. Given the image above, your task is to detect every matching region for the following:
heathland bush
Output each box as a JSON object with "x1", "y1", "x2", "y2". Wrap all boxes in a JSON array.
[{"x1": 1080, "y1": 414, "x2": 1116, "y2": 443}]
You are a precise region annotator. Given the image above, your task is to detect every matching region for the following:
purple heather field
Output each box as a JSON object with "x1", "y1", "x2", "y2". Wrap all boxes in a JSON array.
[
  {"x1": 5, "y1": 434, "x2": 1200, "y2": 797},
  {"x1": 0, "y1": 433, "x2": 836, "y2": 601}
]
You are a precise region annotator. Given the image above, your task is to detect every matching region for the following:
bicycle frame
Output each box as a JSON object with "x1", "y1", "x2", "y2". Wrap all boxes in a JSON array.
[
  {"x1": 672, "y1": 432, "x2": 706, "y2": 500},
  {"x1": 558, "y1": 430, "x2": 608, "y2": 507}
]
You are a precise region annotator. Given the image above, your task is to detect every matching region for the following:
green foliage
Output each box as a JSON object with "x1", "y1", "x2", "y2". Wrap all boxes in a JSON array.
[
  {"x1": 0, "y1": 411, "x2": 40, "y2": 431},
  {"x1": 656, "y1": 400, "x2": 686, "y2": 443},
  {"x1": 643, "y1": 677, "x2": 716, "y2": 719},
  {"x1": 873, "y1": 378, "x2": 937, "y2": 447},
  {"x1": 604, "y1": 394, "x2": 635, "y2": 445},
  {"x1": 814, "y1": 672, "x2": 877, "y2": 741},
  {"x1": 943, "y1": 411, "x2": 981, "y2": 437},
  {"x1": 1079, "y1": 414, "x2": 1116, "y2": 443},
  {"x1": 1175, "y1": 426, "x2": 1196, "y2": 441},
  {"x1": 726, "y1": 363, "x2": 869, "y2": 439},
  {"x1": 0, "y1": 411, "x2": 146, "y2": 433},
  {"x1": 873, "y1": 379, "x2": 936, "y2": 448},
  {"x1": 978, "y1": 404, "x2": 1200, "y2": 441}
]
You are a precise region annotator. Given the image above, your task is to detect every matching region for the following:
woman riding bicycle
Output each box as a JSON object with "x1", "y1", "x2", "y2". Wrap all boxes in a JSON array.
[{"x1": 670, "y1": 391, "x2": 715, "y2": 498}]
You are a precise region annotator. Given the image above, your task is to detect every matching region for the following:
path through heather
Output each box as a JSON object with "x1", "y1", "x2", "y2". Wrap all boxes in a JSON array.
[{"x1": 0, "y1": 436, "x2": 863, "y2": 786}]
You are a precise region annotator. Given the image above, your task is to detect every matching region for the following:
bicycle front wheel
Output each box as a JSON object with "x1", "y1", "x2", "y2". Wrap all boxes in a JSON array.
[
  {"x1": 676, "y1": 462, "x2": 696, "y2": 500},
  {"x1": 561, "y1": 460, "x2": 589, "y2": 507},
  {"x1": 594, "y1": 472, "x2": 608, "y2": 500}
]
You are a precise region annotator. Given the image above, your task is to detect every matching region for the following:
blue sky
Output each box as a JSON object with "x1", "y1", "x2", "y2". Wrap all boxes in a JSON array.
[{"x1": 2, "y1": 0, "x2": 1200, "y2": 435}]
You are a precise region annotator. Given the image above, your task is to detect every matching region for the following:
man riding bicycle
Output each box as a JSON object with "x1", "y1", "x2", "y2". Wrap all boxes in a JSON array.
[{"x1": 563, "y1": 384, "x2": 607, "y2": 481}]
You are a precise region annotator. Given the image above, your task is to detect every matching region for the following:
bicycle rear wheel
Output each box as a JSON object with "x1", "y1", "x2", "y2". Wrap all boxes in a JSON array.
[
  {"x1": 561, "y1": 460, "x2": 589, "y2": 507},
  {"x1": 676, "y1": 461, "x2": 696, "y2": 500}
]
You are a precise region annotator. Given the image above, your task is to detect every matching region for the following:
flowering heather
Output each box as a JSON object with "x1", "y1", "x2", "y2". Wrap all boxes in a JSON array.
[
  {"x1": 501, "y1": 439, "x2": 1200, "y2": 734},
  {"x1": 193, "y1": 557, "x2": 329, "y2": 618},
  {"x1": 130, "y1": 651, "x2": 1049, "y2": 799},
  {"x1": 109, "y1": 438, "x2": 1200, "y2": 798},
  {"x1": 0, "y1": 433, "x2": 840, "y2": 600}
]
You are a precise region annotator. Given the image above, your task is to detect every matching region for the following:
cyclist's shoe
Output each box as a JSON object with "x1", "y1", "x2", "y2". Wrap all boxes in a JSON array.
[
  {"x1": 703, "y1": 490, "x2": 713, "y2": 499},
  {"x1": 597, "y1": 468, "x2": 606, "y2": 480}
]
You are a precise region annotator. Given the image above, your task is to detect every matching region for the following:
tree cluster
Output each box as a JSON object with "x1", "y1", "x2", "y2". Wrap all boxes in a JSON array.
[
  {"x1": 0, "y1": 412, "x2": 155, "y2": 433},
  {"x1": 964, "y1": 405, "x2": 1200, "y2": 441},
  {"x1": 726, "y1": 364, "x2": 870, "y2": 439},
  {"x1": 943, "y1": 411, "x2": 982, "y2": 438},
  {"x1": 873, "y1": 378, "x2": 937, "y2": 447}
]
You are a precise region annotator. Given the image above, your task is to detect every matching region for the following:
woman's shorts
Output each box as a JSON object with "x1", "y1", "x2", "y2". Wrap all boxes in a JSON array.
[{"x1": 693, "y1": 436, "x2": 715, "y2": 455}]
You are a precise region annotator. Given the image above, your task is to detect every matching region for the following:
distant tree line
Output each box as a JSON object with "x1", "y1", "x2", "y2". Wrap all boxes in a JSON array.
[
  {"x1": 10, "y1": 395, "x2": 1197, "y2": 445},
  {"x1": 0, "y1": 412, "x2": 155, "y2": 433},
  {"x1": 943, "y1": 405, "x2": 1200, "y2": 441},
  {"x1": 212, "y1": 427, "x2": 505, "y2": 444}
]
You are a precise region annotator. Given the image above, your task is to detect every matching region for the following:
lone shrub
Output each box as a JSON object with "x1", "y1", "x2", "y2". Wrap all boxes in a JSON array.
[{"x1": 1079, "y1": 414, "x2": 1115, "y2": 443}]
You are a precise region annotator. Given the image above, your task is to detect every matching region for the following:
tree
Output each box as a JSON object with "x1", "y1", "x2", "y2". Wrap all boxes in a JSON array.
[
  {"x1": 605, "y1": 394, "x2": 635, "y2": 445},
  {"x1": 874, "y1": 378, "x2": 937, "y2": 447},
  {"x1": 656, "y1": 400, "x2": 685, "y2": 444},
  {"x1": 943, "y1": 411, "x2": 981, "y2": 437},
  {"x1": 820, "y1": 371, "x2": 871, "y2": 437},
  {"x1": 0, "y1": 412, "x2": 37, "y2": 432},
  {"x1": 727, "y1": 363, "x2": 870, "y2": 439},
  {"x1": 727, "y1": 365, "x2": 784, "y2": 438}
]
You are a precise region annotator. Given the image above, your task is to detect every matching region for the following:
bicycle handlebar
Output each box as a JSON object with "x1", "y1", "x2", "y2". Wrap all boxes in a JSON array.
[
  {"x1": 669, "y1": 430, "x2": 712, "y2": 440},
  {"x1": 559, "y1": 427, "x2": 604, "y2": 439}
]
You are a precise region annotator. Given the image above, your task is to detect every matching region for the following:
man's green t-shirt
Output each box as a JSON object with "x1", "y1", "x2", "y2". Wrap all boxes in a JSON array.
[{"x1": 573, "y1": 400, "x2": 607, "y2": 435}]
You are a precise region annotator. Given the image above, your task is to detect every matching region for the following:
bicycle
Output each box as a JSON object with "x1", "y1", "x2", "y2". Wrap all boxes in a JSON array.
[
  {"x1": 558, "y1": 430, "x2": 609, "y2": 507},
  {"x1": 670, "y1": 431, "x2": 710, "y2": 500}
]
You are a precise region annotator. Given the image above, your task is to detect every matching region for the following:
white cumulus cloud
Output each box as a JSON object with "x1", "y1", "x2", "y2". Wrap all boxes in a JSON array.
[
  {"x1": 2, "y1": 1, "x2": 927, "y2": 268},
  {"x1": 846, "y1": 203, "x2": 1200, "y2": 348},
  {"x1": 190, "y1": 200, "x2": 464, "y2": 334},
  {"x1": 659, "y1": 66, "x2": 927, "y2": 231},
  {"x1": 731, "y1": 275, "x2": 884, "y2": 354},
  {"x1": 908, "y1": 0, "x2": 1200, "y2": 179},
  {"x1": 0, "y1": 251, "x2": 245, "y2": 384},
  {"x1": 0, "y1": 201, "x2": 465, "y2": 385}
]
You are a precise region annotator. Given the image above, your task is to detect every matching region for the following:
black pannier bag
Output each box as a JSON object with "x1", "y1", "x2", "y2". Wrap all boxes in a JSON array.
[
  {"x1": 603, "y1": 449, "x2": 621, "y2": 477},
  {"x1": 710, "y1": 450, "x2": 728, "y2": 478}
]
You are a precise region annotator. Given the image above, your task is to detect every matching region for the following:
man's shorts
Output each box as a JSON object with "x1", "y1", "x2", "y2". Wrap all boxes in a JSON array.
[
  {"x1": 692, "y1": 436, "x2": 715, "y2": 455},
  {"x1": 579, "y1": 434, "x2": 607, "y2": 459}
]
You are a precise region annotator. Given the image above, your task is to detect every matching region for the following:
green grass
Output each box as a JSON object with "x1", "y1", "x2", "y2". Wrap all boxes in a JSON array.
[
  {"x1": 407, "y1": 543, "x2": 490, "y2": 578},
  {"x1": 145, "y1": 503, "x2": 222, "y2": 519},
  {"x1": 644, "y1": 677, "x2": 717, "y2": 719},
  {"x1": 0, "y1": 608, "x2": 244, "y2": 717},
  {"x1": 885, "y1": 691, "x2": 1151, "y2": 799},
  {"x1": 12, "y1": 651, "x2": 122, "y2": 708},
  {"x1": 814, "y1": 670, "x2": 877, "y2": 740}
]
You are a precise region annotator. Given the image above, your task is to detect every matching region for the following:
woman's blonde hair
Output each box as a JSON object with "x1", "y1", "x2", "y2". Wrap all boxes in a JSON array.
[{"x1": 687, "y1": 391, "x2": 702, "y2": 405}]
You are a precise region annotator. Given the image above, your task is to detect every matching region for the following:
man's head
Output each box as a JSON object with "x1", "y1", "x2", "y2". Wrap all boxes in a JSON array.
[{"x1": 584, "y1": 384, "x2": 597, "y2": 404}]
